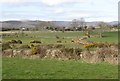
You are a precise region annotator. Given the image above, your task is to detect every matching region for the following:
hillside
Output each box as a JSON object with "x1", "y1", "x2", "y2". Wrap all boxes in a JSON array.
[{"x1": 1, "y1": 20, "x2": 118, "y2": 28}]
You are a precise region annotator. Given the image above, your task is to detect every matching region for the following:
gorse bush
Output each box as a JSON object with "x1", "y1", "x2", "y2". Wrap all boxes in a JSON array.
[
  {"x1": 84, "y1": 43, "x2": 95, "y2": 49},
  {"x1": 31, "y1": 47, "x2": 37, "y2": 55},
  {"x1": 83, "y1": 42, "x2": 114, "y2": 49}
]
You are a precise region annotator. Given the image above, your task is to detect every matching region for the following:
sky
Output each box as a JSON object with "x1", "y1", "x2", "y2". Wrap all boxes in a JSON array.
[{"x1": 0, "y1": 0, "x2": 119, "y2": 22}]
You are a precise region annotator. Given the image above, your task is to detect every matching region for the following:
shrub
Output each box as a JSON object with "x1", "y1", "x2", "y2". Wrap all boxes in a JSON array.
[
  {"x1": 95, "y1": 42, "x2": 109, "y2": 48},
  {"x1": 25, "y1": 34, "x2": 28, "y2": 36},
  {"x1": 56, "y1": 40, "x2": 62, "y2": 43},
  {"x1": 7, "y1": 40, "x2": 22, "y2": 44},
  {"x1": 84, "y1": 43, "x2": 95, "y2": 49},
  {"x1": 35, "y1": 45, "x2": 48, "y2": 58},
  {"x1": 74, "y1": 48, "x2": 82, "y2": 56},
  {"x1": 19, "y1": 45, "x2": 30, "y2": 49},
  {"x1": 2, "y1": 43, "x2": 11, "y2": 50},
  {"x1": 17, "y1": 40, "x2": 22, "y2": 44},
  {"x1": 30, "y1": 44, "x2": 34, "y2": 47},
  {"x1": 8, "y1": 40, "x2": 17, "y2": 44},
  {"x1": 31, "y1": 47, "x2": 37, "y2": 55},
  {"x1": 60, "y1": 47, "x2": 82, "y2": 59}
]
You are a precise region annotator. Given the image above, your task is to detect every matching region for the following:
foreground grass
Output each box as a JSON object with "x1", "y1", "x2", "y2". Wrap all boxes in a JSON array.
[{"x1": 2, "y1": 57, "x2": 118, "y2": 79}]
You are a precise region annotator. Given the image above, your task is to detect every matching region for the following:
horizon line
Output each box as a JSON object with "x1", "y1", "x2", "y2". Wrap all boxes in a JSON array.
[{"x1": 0, "y1": 19, "x2": 118, "y2": 22}]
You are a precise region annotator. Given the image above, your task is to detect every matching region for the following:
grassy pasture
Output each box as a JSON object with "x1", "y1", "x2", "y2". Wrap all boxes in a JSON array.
[
  {"x1": 87, "y1": 31, "x2": 118, "y2": 43},
  {"x1": 2, "y1": 57, "x2": 118, "y2": 79},
  {"x1": 2, "y1": 30, "x2": 118, "y2": 79},
  {"x1": 2, "y1": 31, "x2": 118, "y2": 48}
]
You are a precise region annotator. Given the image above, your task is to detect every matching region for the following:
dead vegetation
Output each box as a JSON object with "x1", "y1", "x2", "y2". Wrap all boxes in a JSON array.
[
  {"x1": 81, "y1": 46, "x2": 118, "y2": 64},
  {"x1": 2, "y1": 43, "x2": 119, "y2": 64}
]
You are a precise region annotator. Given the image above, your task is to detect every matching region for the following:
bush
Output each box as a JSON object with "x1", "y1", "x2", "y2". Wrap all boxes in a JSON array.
[
  {"x1": 60, "y1": 47, "x2": 82, "y2": 59},
  {"x1": 83, "y1": 44, "x2": 95, "y2": 49},
  {"x1": 74, "y1": 48, "x2": 82, "y2": 56},
  {"x1": 8, "y1": 40, "x2": 22, "y2": 44},
  {"x1": 2, "y1": 43, "x2": 11, "y2": 50},
  {"x1": 31, "y1": 47, "x2": 37, "y2": 55},
  {"x1": 30, "y1": 40, "x2": 42, "y2": 43},
  {"x1": 8, "y1": 40, "x2": 17, "y2": 44},
  {"x1": 17, "y1": 40, "x2": 22, "y2": 44},
  {"x1": 56, "y1": 40, "x2": 62, "y2": 43},
  {"x1": 18, "y1": 45, "x2": 30, "y2": 49},
  {"x1": 35, "y1": 45, "x2": 48, "y2": 58}
]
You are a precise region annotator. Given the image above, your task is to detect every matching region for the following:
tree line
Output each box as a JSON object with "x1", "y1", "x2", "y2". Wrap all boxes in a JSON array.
[{"x1": 2, "y1": 18, "x2": 118, "y2": 31}]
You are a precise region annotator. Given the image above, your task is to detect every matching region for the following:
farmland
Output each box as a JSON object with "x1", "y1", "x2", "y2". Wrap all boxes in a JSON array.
[
  {"x1": 1, "y1": 30, "x2": 119, "y2": 79},
  {"x1": 2, "y1": 57, "x2": 118, "y2": 79},
  {"x1": 2, "y1": 30, "x2": 118, "y2": 48},
  {"x1": 1, "y1": 0, "x2": 119, "y2": 79}
]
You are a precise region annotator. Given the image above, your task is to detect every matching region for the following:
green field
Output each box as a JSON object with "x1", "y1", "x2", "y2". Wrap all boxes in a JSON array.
[
  {"x1": 2, "y1": 57, "x2": 118, "y2": 79},
  {"x1": 87, "y1": 31, "x2": 118, "y2": 43},
  {"x1": 2, "y1": 31, "x2": 118, "y2": 48},
  {"x1": 2, "y1": 30, "x2": 118, "y2": 79}
]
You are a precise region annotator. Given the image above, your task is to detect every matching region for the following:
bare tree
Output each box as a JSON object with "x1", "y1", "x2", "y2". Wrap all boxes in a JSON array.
[
  {"x1": 46, "y1": 21, "x2": 58, "y2": 30},
  {"x1": 98, "y1": 22, "x2": 108, "y2": 38},
  {"x1": 70, "y1": 18, "x2": 86, "y2": 31},
  {"x1": 79, "y1": 18, "x2": 86, "y2": 28},
  {"x1": 71, "y1": 19, "x2": 79, "y2": 28}
]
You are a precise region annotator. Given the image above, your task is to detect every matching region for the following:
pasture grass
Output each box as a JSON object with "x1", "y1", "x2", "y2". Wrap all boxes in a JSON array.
[
  {"x1": 2, "y1": 31, "x2": 118, "y2": 49},
  {"x1": 2, "y1": 31, "x2": 118, "y2": 79},
  {"x1": 87, "y1": 31, "x2": 118, "y2": 43},
  {"x1": 2, "y1": 57, "x2": 118, "y2": 79}
]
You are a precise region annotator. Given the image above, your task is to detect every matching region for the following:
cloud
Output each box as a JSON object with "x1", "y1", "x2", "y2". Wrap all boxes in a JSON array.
[
  {"x1": 0, "y1": 0, "x2": 25, "y2": 4},
  {"x1": 40, "y1": 0, "x2": 89, "y2": 6},
  {"x1": 0, "y1": 0, "x2": 88, "y2": 5},
  {"x1": 54, "y1": 8, "x2": 64, "y2": 14},
  {"x1": 0, "y1": 0, "x2": 118, "y2": 21}
]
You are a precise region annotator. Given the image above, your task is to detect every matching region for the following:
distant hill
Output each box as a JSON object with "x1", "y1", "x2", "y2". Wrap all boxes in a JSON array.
[{"x1": 1, "y1": 20, "x2": 118, "y2": 28}]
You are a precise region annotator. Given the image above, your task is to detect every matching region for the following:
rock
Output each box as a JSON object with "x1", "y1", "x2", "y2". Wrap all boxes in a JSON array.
[
  {"x1": 45, "y1": 49, "x2": 62, "y2": 59},
  {"x1": 2, "y1": 49, "x2": 13, "y2": 57},
  {"x1": 23, "y1": 49, "x2": 32, "y2": 56},
  {"x1": 79, "y1": 36, "x2": 88, "y2": 40},
  {"x1": 13, "y1": 49, "x2": 24, "y2": 57}
]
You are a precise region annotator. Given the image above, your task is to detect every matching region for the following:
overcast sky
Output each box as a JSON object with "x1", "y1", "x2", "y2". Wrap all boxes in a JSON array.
[{"x1": 0, "y1": 0, "x2": 119, "y2": 22}]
